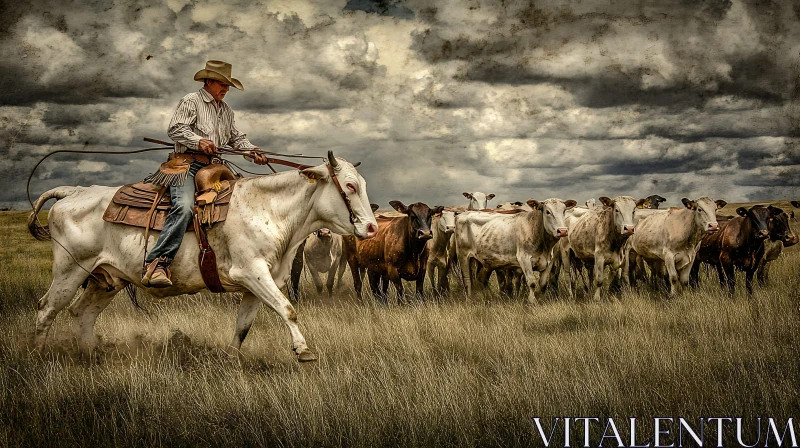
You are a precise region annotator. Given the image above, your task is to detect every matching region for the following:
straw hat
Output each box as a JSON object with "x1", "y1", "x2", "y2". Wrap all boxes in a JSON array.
[{"x1": 194, "y1": 60, "x2": 243, "y2": 90}]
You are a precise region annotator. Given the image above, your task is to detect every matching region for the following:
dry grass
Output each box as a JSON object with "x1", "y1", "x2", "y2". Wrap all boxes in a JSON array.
[{"x1": 0, "y1": 209, "x2": 798, "y2": 447}]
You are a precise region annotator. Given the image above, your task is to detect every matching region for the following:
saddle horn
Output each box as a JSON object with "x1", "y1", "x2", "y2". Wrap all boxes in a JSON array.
[
  {"x1": 328, "y1": 150, "x2": 338, "y2": 168},
  {"x1": 352, "y1": 161, "x2": 361, "y2": 167}
]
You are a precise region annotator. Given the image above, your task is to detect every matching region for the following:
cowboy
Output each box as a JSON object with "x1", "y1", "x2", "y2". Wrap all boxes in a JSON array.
[{"x1": 142, "y1": 60, "x2": 268, "y2": 287}]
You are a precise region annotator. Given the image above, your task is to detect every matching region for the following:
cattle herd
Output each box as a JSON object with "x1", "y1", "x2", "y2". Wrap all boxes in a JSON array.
[{"x1": 292, "y1": 194, "x2": 799, "y2": 303}]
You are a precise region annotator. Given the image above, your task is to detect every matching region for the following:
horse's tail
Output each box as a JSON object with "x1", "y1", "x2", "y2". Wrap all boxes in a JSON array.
[{"x1": 27, "y1": 186, "x2": 81, "y2": 241}]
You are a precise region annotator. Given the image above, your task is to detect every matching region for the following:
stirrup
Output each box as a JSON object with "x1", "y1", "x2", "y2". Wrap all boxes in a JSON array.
[{"x1": 142, "y1": 256, "x2": 171, "y2": 287}]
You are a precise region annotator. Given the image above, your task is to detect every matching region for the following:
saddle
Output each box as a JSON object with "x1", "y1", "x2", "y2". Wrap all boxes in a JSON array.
[
  {"x1": 102, "y1": 162, "x2": 239, "y2": 293},
  {"x1": 103, "y1": 164, "x2": 238, "y2": 230}
]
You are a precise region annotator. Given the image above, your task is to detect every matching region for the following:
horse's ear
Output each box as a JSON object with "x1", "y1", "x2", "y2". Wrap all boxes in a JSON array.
[{"x1": 300, "y1": 166, "x2": 328, "y2": 182}]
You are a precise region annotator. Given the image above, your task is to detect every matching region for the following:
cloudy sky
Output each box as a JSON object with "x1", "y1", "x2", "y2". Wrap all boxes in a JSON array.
[{"x1": 2, "y1": 0, "x2": 799, "y2": 210}]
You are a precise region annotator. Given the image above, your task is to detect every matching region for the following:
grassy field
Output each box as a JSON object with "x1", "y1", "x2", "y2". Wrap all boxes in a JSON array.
[{"x1": 1, "y1": 206, "x2": 798, "y2": 447}]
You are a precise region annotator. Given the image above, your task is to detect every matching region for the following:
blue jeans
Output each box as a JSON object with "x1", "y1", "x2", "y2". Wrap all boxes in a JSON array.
[{"x1": 145, "y1": 161, "x2": 205, "y2": 264}]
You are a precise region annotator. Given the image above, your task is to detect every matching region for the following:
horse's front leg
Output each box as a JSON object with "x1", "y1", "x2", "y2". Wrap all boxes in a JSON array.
[{"x1": 230, "y1": 261, "x2": 317, "y2": 362}]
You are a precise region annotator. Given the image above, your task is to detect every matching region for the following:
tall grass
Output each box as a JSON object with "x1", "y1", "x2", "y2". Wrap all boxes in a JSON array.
[{"x1": 0, "y1": 210, "x2": 798, "y2": 447}]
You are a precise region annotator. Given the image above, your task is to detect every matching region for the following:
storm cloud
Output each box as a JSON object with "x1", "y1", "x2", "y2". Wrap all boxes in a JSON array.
[{"x1": 2, "y1": 0, "x2": 799, "y2": 210}]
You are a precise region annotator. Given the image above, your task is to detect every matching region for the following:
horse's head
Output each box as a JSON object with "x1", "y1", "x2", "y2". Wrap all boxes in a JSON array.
[{"x1": 301, "y1": 151, "x2": 378, "y2": 239}]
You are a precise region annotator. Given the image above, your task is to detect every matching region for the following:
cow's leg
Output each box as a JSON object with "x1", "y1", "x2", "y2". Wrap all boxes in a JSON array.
[
  {"x1": 388, "y1": 266, "x2": 404, "y2": 302},
  {"x1": 335, "y1": 255, "x2": 347, "y2": 292},
  {"x1": 678, "y1": 262, "x2": 692, "y2": 289},
  {"x1": 289, "y1": 241, "x2": 305, "y2": 301},
  {"x1": 35, "y1": 262, "x2": 89, "y2": 348},
  {"x1": 745, "y1": 269, "x2": 755, "y2": 296},
  {"x1": 415, "y1": 273, "x2": 425, "y2": 300},
  {"x1": 458, "y1": 254, "x2": 473, "y2": 297},
  {"x1": 68, "y1": 281, "x2": 118, "y2": 350},
  {"x1": 517, "y1": 256, "x2": 539, "y2": 304},
  {"x1": 719, "y1": 254, "x2": 736, "y2": 295},
  {"x1": 326, "y1": 261, "x2": 338, "y2": 296},
  {"x1": 426, "y1": 262, "x2": 437, "y2": 293},
  {"x1": 591, "y1": 256, "x2": 605, "y2": 301},
  {"x1": 366, "y1": 271, "x2": 382, "y2": 302},
  {"x1": 228, "y1": 291, "x2": 262, "y2": 353},
  {"x1": 664, "y1": 252, "x2": 679, "y2": 297},
  {"x1": 309, "y1": 268, "x2": 324, "y2": 294},
  {"x1": 689, "y1": 259, "x2": 701, "y2": 289},
  {"x1": 536, "y1": 259, "x2": 555, "y2": 298},
  {"x1": 231, "y1": 267, "x2": 316, "y2": 361},
  {"x1": 757, "y1": 262, "x2": 770, "y2": 286},
  {"x1": 437, "y1": 262, "x2": 450, "y2": 295}
]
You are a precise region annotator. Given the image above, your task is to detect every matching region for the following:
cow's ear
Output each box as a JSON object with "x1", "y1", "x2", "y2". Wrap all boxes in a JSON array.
[
  {"x1": 681, "y1": 198, "x2": 697, "y2": 210},
  {"x1": 370, "y1": 203, "x2": 380, "y2": 213},
  {"x1": 564, "y1": 200, "x2": 577, "y2": 209},
  {"x1": 487, "y1": 193, "x2": 496, "y2": 200},
  {"x1": 715, "y1": 200, "x2": 727, "y2": 210},
  {"x1": 463, "y1": 192, "x2": 472, "y2": 199},
  {"x1": 656, "y1": 195, "x2": 667, "y2": 202},
  {"x1": 599, "y1": 196, "x2": 614, "y2": 208},
  {"x1": 390, "y1": 201, "x2": 408, "y2": 214},
  {"x1": 513, "y1": 201, "x2": 523, "y2": 206},
  {"x1": 636, "y1": 198, "x2": 648, "y2": 209},
  {"x1": 736, "y1": 207, "x2": 747, "y2": 217},
  {"x1": 527, "y1": 199, "x2": 542, "y2": 210},
  {"x1": 768, "y1": 205, "x2": 784, "y2": 215},
  {"x1": 792, "y1": 200, "x2": 800, "y2": 208},
  {"x1": 300, "y1": 166, "x2": 329, "y2": 182},
  {"x1": 432, "y1": 206, "x2": 445, "y2": 217}
]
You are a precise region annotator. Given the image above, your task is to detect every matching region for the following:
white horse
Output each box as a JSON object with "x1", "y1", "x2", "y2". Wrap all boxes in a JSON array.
[{"x1": 27, "y1": 153, "x2": 377, "y2": 362}]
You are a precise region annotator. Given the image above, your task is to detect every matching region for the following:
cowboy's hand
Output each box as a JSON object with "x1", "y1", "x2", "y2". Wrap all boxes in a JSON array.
[
  {"x1": 198, "y1": 139, "x2": 217, "y2": 155},
  {"x1": 249, "y1": 149, "x2": 268, "y2": 165}
]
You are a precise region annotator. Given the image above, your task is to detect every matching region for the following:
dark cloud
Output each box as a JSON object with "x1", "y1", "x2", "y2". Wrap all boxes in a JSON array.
[{"x1": 344, "y1": 0, "x2": 415, "y2": 19}]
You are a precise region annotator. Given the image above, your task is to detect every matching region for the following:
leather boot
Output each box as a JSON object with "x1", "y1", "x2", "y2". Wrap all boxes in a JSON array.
[{"x1": 142, "y1": 257, "x2": 173, "y2": 288}]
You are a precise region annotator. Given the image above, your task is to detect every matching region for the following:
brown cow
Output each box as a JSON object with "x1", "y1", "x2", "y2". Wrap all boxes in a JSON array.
[
  {"x1": 345, "y1": 201, "x2": 443, "y2": 302},
  {"x1": 755, "y1": 207, "x2": 798, "y2": 285},
  {"x1": 690, "y1": 205, "x2": 777, "y2": 295}
]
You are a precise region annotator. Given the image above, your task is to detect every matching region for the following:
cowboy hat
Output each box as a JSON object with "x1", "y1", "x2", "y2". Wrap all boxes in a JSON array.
[{"x1": 194, "y1": 60, "x2": 244, "y2": 90}]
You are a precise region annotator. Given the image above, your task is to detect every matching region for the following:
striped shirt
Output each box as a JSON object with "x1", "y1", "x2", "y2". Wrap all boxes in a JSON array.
[{"x1": 168, "y1": 88, "x2": 256, "y2": 153}]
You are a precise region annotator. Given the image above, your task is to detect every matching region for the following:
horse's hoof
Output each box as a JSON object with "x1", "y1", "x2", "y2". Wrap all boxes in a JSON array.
[{"x1": 297, "y1": 349, "x2": 318, "y2": 362}]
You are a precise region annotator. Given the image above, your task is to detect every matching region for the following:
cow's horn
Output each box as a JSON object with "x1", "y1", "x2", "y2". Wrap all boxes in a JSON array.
[
  {"x1": 328, "y1": 150, "x2": 338, "y2": 168},
  {"x1": 352, "y1": 161, "x2": 361, "y2": 167}
]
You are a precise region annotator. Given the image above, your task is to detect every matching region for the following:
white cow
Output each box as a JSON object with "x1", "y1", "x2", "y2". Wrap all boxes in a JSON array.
[
  {"x1": 27, "y1": 154, "x2": 377, "y2": 361},
  {"x1": 455, "y1": 198, "x2": 576, "y2": 303},
  {"x1": 559, "y1": 196, "x2": 645, "y2": 301},
  {"x1": 463, "y1": 191, "x2": 496, "y2": 210},
  {"x1": 426, "y1": 210, "x2": 457, "y2": 294},
  {"x1": 623, "y1": 197, "x2": 726, "y2": 295},
  {"x1": 291, "y1": 229, "x2": 347, "y2": 296}
]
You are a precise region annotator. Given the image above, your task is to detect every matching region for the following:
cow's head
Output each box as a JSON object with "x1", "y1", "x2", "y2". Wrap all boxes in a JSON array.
[
  {"x1": 437, "y1": 210, "x2": 457, "y2": 234},
  {"x1": 736, "y1": 205, "x2": 771, "y2": 240},
  {"x1": 300, "y1": 151, "x2": 378, "y2": 239},
  {"x1": 681, "y1": 197, "x2": 726, "y2": 233},
  {"x1": 585, "y1": 198, "x2": 596, "y2": 209},
  {"x1": 463, "y1": 192, "x2": 496, "y2": 210},
  {"x1": 527, "y1": 198, "x2": 577, "y2": 238},
  {"x1": 314, "y1": 228, "x2": 332, "y2": 239},
  {"x1": 767, "y1": 206, "x2": 798, "y2": 247},
  {"x1": 645, "y1": 195, "x2": 668, "y2": 209},
  {"x1": 600, "y1": 196, "x2": 638, "y2": 236},
  {"x1": 390, "y1": 201, "x2": 444, "y2": 241}
]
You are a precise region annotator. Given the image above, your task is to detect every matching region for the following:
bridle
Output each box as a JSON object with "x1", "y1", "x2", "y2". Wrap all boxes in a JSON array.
[{"x1": 325, "y1": 151, "x2": 360, "y2": 225}]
